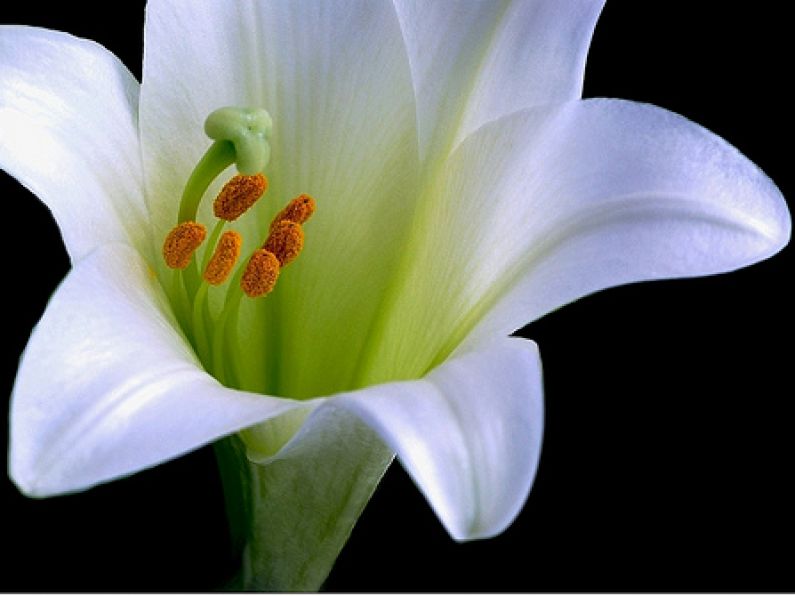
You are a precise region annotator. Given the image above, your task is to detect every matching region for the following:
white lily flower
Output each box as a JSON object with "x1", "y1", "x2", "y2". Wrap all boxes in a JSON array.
[{"x1": 1, "y1": 0, "x2": 790, "y2": 591}]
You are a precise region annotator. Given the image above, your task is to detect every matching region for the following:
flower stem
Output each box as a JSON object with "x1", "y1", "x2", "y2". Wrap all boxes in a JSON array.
[{"x1": 213, "y1": 415, "x2": 394, "y2": 591}]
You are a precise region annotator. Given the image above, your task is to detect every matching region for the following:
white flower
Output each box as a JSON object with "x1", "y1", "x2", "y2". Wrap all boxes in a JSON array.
[{"x1": 1, "y1": 0, "x2": 789, "y2": 590}]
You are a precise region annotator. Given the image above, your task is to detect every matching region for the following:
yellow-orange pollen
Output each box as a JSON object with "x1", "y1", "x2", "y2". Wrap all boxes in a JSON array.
[
  {"x1": 213, "y1": 173, "x2": 269, "y2": 222},
  {"x1": 241, "y1": 250, "x2": 281, "y2": 298},
  {"x1": 263, "y1": 220, "x2": 305, "y2": 267},
  {"x1": 163, "y1": 221, "x2": 207, "y2": 269},
  {"x1": 270, "y1": 194, "x2": 316, "y2": 232},
  {"x1": 203, "y1": 230, "x2": 242, "y2": 285},
  {"x1": 236, "y1": 195, "x2": 316, "y2": 298},
  {"x1": 163, "y1": 169, "x2": 314, "y2": 300}
]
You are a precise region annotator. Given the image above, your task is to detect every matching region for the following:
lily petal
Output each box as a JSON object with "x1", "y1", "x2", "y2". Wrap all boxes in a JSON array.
[
  {"x1": 0, "y1": 26, "x2": 148, "y2": 261},
  {"x1": 465, "y1": 99, "x2": 791, "y2": 346},
  {"x1": 140, "y1": 0, "x2": 417, "y2": 240},
  {"x1": 141, "y1": 0, "x2": 421, "y2": 397},
  {"x1": 365, "y1": 99, "x2": 790, "y2": 381},
  {"x1": 329, "y1": 337, "x2": 543, "y2": 540},
  {"x1": 8, "y1": 243, "x2": 313, "y2": 497},
  {"x1": 219, "y1": 338, "x2": 541, "y2": 578},
  {"x1": 392, "y1": 0, "x2": 604, "y2": 162}
]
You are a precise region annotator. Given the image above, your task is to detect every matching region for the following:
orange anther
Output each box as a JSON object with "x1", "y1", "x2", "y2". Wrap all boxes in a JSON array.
[
  {"x1": 240, "y1": 249, "x2": 281, "y2": 298},
  {"x1": 203, "y1": 230, "x2": 242, "y2": 285},
  {"x1": 270, "y1": 194, "x2": 316, "y2": 232},
  {"x1": 162, "y1": 221, "x2": 207, "y2": 269},
  {"x1": 263, "y1": 220, "x2": 304, "y2": 266},
  {"x1": 213, "y1": 173, "x2": 268, "y2": 221}
]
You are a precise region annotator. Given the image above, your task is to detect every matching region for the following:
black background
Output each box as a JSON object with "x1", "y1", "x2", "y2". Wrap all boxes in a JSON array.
[{"x1": 1, "y1": 2, "x2": 792, "y2": 591}]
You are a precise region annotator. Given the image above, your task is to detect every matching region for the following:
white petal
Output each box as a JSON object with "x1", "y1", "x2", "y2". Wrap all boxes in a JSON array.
[
  {"x1": 324, "y1": 337, "x2": 543, "y2": 541},
  {"x1": 8, "y1": 244, "x2": 313, "y2": 497},
  {"x1": 0, "y1": 26, "x2": 148, "y2": 261},
  {"x1": 141, "y1": 1, "x2": 421, "y2": 397},
  {"x1": 464, "y1": 99, "x2": 792, "y2": 346},
  {"x1": 140, "y1": 0, "x2": 417, "y2": 238},
  {"x1": 362, "y1": 99, "x2": 790, "y2": 380},
  {"x1": 392, "y1": 0, "x2": 604, "y2": 161}
]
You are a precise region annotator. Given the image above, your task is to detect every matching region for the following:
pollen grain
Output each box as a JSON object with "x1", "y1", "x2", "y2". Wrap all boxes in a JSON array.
[
  {"x1": 213, "y1": 173, "x2": 268, "y2": 221},
  {"x1": 270, "y1": 194, "x2": 316, "y2": 231},
  {"x1": 203, "y1": 230, "x2": 243, "y2": 285},
  {"x1": 241, "y1": 249, "x2": 281, "y2": 298},
  {"x1": 163, "y1": 221, "x2": 207, "y2": 269},
  {"x1": 264, "y1": 220, "x2": 304, "y2": 266}
]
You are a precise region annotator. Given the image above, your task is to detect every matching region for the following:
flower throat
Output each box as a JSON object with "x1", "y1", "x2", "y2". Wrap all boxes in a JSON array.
[{"x1": 161, "y1": 107, "x2": 315, "y2": 386}]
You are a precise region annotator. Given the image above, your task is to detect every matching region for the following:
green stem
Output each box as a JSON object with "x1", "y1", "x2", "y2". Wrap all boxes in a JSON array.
[
  {"x1": 213, "y1": 415, "x2": 394, "y2": 591},
  {"x1": 182, "y1": 258, "x2": 202, "y2": 303},
  {"x1": 178, "y1": 140, "x2": 236, "y2": 223},
  {"x1": 223, "y1": 297, "x2": 244, "y2": 389},
  {"x1": 201, "y1": 220, "x2": 227, "y2": 272},
  {"x1": 171, "y1": 269, "x2": 196, "y2": 348},
  {"x1": 213, "y1": 437, "x2": 254, "y2": 589},
  {"x1": 191, "y1": 283, "x2": 211, "y2": 364},
  {"x1": 213, "y1": 267, "x2": 246, "y2": 386}
]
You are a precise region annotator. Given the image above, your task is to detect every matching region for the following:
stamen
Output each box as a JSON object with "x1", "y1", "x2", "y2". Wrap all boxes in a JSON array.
[
  {"x1": 263, "y1": 220, "x2": 305, "y2": 266},
  {"x1": 214, "y1": 174, "x2": 268, "y2": 221},
  {"x1": 241, "y1": 250, "x2": 281, "y2": 298},
  {"x1": 163, "y1": 221, "x2": 207, "y2": 269},
  {"x1": 270, "y1": 194, "x2": 316, "y2": 232},
  {"x1": 203, "y1": 230, "x2": 243, "y2": 285}
]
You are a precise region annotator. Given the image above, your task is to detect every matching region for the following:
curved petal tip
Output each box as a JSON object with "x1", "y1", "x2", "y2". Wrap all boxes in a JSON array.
[{"x1": 336, "y1": 337, "x2": 545, "y2": 541}]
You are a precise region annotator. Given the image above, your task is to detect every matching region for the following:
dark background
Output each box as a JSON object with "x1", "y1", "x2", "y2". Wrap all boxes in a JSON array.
[{"x1": 1, "y1": 2, "x2": 792, "y2": 591}]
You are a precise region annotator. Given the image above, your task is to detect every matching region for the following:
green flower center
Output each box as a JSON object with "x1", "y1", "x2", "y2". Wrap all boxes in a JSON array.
[{"x1": 161, "y1": 106, "x2": 316, "y2": 391}]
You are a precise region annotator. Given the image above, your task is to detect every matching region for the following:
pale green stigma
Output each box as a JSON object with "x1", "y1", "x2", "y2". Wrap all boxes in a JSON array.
[
  {"x1": 177, "y1": 106, "x2": 273, "y2": 224},
  {"x1": 205, "y1": 107, "x2": 273, "y2": 175}
]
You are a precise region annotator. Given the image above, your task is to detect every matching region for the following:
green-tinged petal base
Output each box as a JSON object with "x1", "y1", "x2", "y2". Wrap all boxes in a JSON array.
[{"x1": 216, "y1": 410, "x2": 392, "y2": 591}]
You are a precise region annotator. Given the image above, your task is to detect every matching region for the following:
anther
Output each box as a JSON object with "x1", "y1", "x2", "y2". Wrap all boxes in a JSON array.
[
  {"x1": 241, "y1": 250, "x2": 281, "y2": 298},
  {"x1": 203, "y1": 230, "x2": 243, "y2": 285},
  {"x1": 214, "y1": 174, "x2": 268, "y2": 221},
  {"x1": 270, "y1": 194, "x2": 316, "y2": 232},
  {"x1": 263, "y1": 220, "x2": 304, "y2": 266},
  {"x1": 163, "y1": 221, "x2": 207, "y2": 269}
]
